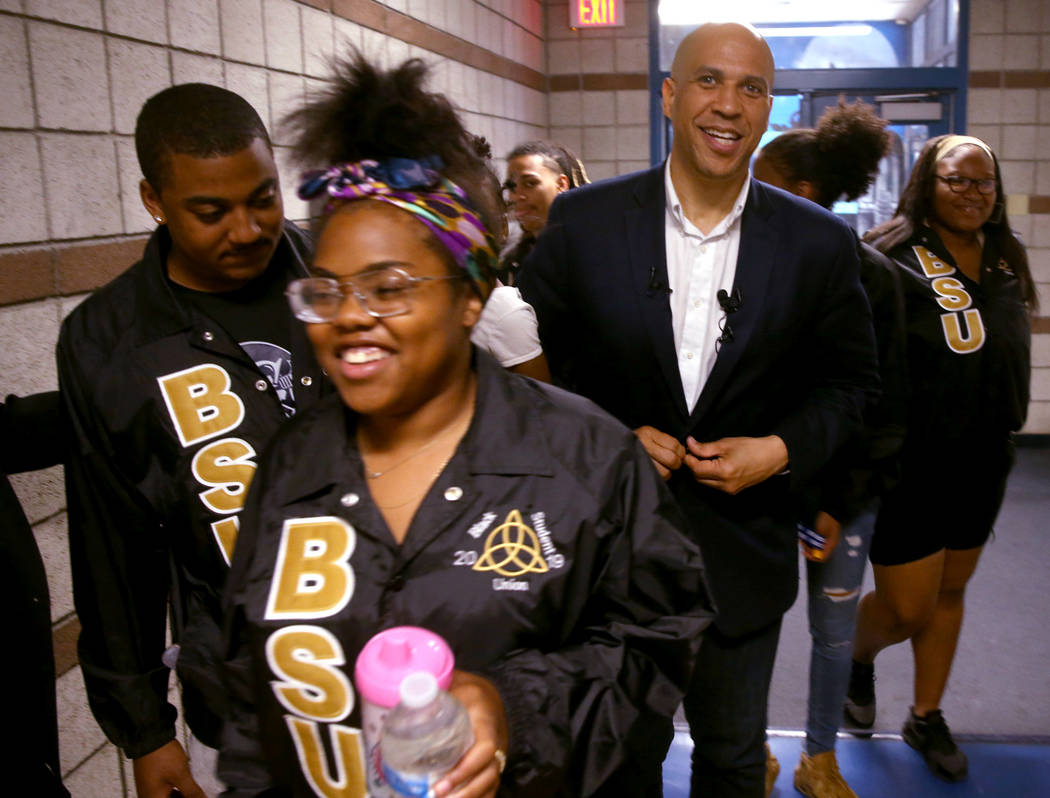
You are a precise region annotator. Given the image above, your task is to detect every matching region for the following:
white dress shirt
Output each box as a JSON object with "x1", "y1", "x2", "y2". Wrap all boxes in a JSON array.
[{"x1": 664, "y1": 158, "x2": 751, "y2": 412}]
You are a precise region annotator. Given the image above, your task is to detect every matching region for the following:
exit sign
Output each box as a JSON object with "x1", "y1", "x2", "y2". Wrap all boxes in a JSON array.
[{"x1": 570, "y1": 0, "x2": 623, "y2": 28}]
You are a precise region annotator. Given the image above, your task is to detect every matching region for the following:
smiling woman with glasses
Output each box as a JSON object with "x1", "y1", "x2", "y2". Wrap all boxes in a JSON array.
[
  {"x1": 217, "y1": 52, "x2": 712, "y2": 798},
  {"x1": 287, "y1": 267, "x2": 466, "y2": 321},
  {"x1": 854, "y1": 134, "x2": 1036, "y2": 783},
  {"x1": 934, "y1": 174, "x2": 997, "y2": 195}
]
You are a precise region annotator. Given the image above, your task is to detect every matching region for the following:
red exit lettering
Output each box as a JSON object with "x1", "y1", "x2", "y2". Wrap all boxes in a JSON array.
[{"x1": 578, "y1": 0, "x2": 617, "y2": 26}]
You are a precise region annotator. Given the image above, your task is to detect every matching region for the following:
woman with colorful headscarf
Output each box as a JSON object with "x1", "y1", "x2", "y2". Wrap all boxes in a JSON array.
[
  {"x1": 846, "y1": 135, "x2": 1034, "y2": 782},
  {"x1": 217, "y1": 54, "x2": 712, "y2": 798}
]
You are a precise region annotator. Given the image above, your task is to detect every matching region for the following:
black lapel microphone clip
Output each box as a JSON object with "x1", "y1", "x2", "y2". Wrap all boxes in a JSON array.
[{"x1": 716, "y1": 288, "x2": 742, "y2": 349}]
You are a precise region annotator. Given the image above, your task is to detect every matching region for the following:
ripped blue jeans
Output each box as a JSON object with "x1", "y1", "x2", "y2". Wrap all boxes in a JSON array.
[{"x1": 804, "y1": 499, "x2": 877, "y2": 755}]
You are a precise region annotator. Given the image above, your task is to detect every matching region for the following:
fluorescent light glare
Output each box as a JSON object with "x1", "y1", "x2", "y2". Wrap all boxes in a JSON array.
[{"x1": 758, "y1": 24, "x2": 873, "y2": 36}]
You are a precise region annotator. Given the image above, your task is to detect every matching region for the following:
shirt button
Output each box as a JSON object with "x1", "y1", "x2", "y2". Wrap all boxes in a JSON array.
[
  {"x1": 201, "y1": 331, "x2": 215, "y2": 342},
  {"x1": 340, "y1": 492, "x2": 359, "y2": 507},
  {"x1": 254, "y1": 379, "x2": 268, "y2": 392},
  {"x1": 699, "y1": 246, "x2": 707, "y2": 255},
  {"x1": 387, "y1": 573, "x2": 406, "y2": 592},
  {"x1": 300, "y1": 375, "x2": 313, "y2": 387},
  {"x1": 444, "y1": 486, "x2": 463, "y2": 501},
  {"x1": 693, "y1": 300, "x2": 701, "y2": 308},
  {"x1": 686, "y1": 352, "x2": 694, "y2": 360}
]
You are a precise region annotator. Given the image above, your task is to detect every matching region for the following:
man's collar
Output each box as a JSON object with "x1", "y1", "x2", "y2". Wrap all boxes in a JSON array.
[{"x1": 664, "y1": 156, "x2": 751, "y2": 236}]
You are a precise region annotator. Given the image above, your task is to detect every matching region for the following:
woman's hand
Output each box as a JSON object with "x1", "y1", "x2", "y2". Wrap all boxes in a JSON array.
[
  {"x1": 132, "y1": 739, "x2": 207, "y2": 798},
  {"x1": 802, "y1": 510, "x2": 842, "y2": 562},
  {"x1": 432, "y1": 670, "x2": 509, "y2": 798}
]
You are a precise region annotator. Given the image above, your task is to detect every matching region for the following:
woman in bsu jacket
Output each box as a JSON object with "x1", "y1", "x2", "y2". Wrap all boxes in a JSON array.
[{"x1": 220, "y1": 351, "x2": 714, "y2": 797}]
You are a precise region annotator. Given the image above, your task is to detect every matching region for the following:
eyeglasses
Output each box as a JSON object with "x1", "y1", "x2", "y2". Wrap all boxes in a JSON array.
[
  {"x1": 935, "y1": 175, "x2": 997, "y2": 195},
  {"x1": 286, "y1": 267, "x2": 463, "y2": 322}
]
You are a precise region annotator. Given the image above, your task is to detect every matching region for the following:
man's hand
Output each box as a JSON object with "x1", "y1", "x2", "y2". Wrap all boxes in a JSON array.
[
  {"x1": 433, "y1": 671, "x2": 509, "y2": 798},
  {"x1": 802, "y1": 511, "x2": 842, "y2": 562},
  {"x1": 683, "y1": 435, "x2": 789, "y2": 494},
  {"x1": 633, "y1": 426, "x2": 686, "y2": 480},
  {"x1": 132, "y1": 739, "x2": 207, "y2": 798}
]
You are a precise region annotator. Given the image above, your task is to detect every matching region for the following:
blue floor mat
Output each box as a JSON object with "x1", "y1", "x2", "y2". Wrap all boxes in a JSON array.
[{"x1": 663, "y1": 730, "x2": 1050, "y2": 797}]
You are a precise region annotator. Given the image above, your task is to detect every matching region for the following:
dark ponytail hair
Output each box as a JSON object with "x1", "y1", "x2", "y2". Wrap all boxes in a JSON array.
[
  {"x1": 506, "y1": 140, "x2": 590, "y2": 189},
  {"x1": 864, "y1": 135, "x2": 1037, "y2": 311},
  {"x1": 760, "y1": 98, "x2": 888, "y2": 209},
  {"x1": 282, "y1": 52, "x2": 504, "y2": 244}
]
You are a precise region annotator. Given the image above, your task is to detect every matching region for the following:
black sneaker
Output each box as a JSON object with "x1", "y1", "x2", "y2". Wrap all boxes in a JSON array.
[
  {"x1": 902, "y1": 709, "x2": 968, "y2": 782},
  {"x1": 843, "y1": 660, "x2": 875, "y2": 728}
]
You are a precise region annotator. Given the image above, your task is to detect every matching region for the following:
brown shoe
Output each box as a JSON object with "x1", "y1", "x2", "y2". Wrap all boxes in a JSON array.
[
  {"x1": 793, "y1": 751, "x2": 859, "y2": 798},
  {"x1": 765, "y1": 743, "x2": 780, "y2": 797}
]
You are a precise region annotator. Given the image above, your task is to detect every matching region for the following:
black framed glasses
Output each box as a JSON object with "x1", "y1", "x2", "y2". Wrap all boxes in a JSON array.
[
  {"x1": 936, "y1": 175, "x2": 997, "y2": 195},
  {"x1": 286, "y1": 267, "x2": 462, "y2": 323}
]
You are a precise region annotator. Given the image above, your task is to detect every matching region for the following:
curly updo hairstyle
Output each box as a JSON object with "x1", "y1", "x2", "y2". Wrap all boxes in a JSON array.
[
  {"x1": 282, "y1": 52, "x2": 505, "y2": 248},
  {"x1": 759, "y1": 98, "x2": 889, "y2": 210}
]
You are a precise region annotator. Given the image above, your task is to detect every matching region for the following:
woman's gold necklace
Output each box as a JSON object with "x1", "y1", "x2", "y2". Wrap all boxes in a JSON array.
[
  {"x1": 371, "y1": 455, "x2": 454, "y2": 510},
  {"x1": 361, "y1": 409, "x2": 471, "y2": 480}
]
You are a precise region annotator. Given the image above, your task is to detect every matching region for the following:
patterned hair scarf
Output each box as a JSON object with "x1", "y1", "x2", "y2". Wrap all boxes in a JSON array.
[{"x1": 298, "y1": 156, "x2": 498, "y2": 301}]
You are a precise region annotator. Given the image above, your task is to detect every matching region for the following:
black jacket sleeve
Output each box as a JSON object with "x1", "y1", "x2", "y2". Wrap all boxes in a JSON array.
[
  {"x1": 58, "y1": 331, "x2": 177, "y2": 759},
  {"x1": 1, "y1": 392, "x2": 67, "y2": 474},
  {"x1": 216, "y1": 481, "x2": 273, "y2": 797},
  {"x1": 809, "y1": 242, "x2": 909, "y2": 523},
  {"x1": 479, "y1": 439, "x2": 713, "y2": 796},
  {"x1": 768, "y1": 223, "x2": 881, "y2": 490}
]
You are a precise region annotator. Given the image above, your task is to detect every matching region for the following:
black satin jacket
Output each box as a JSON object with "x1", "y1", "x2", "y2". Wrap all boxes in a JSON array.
[
  {"x1": 886, "y1": 226, "x2": 1030, "y2": 448},
  {"x1": 219, "y1": 352, "x2": 713, "y2": 797},
  {"x1": 58, "y1": 222, "x2": 327, "y2": 757}
]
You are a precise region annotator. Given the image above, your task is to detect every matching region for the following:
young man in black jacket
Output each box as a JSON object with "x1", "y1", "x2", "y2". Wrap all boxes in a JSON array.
[{"x1": 58, "y1": 84, "x2": 327, "y2": 798}]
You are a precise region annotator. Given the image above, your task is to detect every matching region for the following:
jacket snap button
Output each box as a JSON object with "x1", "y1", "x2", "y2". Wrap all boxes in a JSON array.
[
  {"x1": 255, "y1": 379, "x2": 268, "y2": 391},
  {"x1": 444, "y1": 486, "x2": 463, "y2": 501},
  {"x1": 201, "y1": 331, "x2": 214, "y2": 342},
  {"x1": 300, "y1": 375, "x2": 313, "y2": 387},
  {"x1": 340, "y1": 493, "x2": 359, "y2": 507}
]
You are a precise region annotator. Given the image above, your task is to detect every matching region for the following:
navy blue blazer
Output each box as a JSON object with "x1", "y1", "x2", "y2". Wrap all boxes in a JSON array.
[{"x1": 519, "y1": 164, "x2": 880, "y2": 635}]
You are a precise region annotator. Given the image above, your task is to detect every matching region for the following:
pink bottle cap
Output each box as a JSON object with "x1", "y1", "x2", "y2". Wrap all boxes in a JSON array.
[{"x1": 354, "y1": 626, "x2": 455, "y2": 708}]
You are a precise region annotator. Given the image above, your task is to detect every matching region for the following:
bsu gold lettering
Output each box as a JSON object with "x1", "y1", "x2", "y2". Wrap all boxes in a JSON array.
[
  {"x1": 192, "y1": 438, "x2": 257, "y2": 514},
  {"x1": 265, "y1": 517, "x2": 356, "y2": 620},
  {"x1": 211, "y1": 517, "x2": 239, "y2": 566},
  {"x1": 158, "y1": 364, "x2": 245, "y2": 447},
  {"x1": 941, "y1": 308, "x2": 986, "y2": 353},
  {"x1": 913, "y1": 246, "x2": 955, "y2": 278},
  {"x1": 267, "y1": 626, "x2": 353, "y2": 722},
  {"x1": 912, "y1": 247, "x2": 985, "y2": 355},
  {"x1": 286, "y1": 716, "x2": 367, "y2": 798},
  {"x1": 930, "y1": 277, "x2": 972, "y2": 312}
]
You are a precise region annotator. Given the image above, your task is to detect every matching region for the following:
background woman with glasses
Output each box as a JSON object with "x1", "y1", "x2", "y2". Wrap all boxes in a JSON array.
[
  {"x1": 846, "y1": 135, "x2": 1036, "y2": 783},
  {"x1": 219, "y1": 53, "x2": 712, "y2": 798}
]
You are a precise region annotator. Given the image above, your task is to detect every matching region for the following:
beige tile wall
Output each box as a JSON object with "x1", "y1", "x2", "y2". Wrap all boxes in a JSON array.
[
  {"x1": 968, "y1": 0, "x2": 1050, "y2": 432},
  {"x1": 545, "y1": 0, "x2": 651, "y2": 180},
  {"x1": 0, "y1": 1, "x2": 547, "y2": 794}
]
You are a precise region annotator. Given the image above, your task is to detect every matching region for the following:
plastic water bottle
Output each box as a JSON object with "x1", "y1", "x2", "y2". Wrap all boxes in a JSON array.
[
  {"x1": 380, "y1": 671, "x2": 474, "y2": 797},
  {"x1": 355, "y1": 626, "x2": 456, "y2": 797}
]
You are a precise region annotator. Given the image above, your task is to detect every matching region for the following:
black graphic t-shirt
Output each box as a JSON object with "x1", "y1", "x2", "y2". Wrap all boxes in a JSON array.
[{"x1": 170, "y1": 263, "x2": 298, "y2": 415}]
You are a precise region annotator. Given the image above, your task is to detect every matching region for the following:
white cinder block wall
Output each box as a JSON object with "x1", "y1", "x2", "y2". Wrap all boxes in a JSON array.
[
  {"x1": 1, "y1": 0, "x2": 1047, "y2": 795},
  {"x1": 0, "y1": 0, "x2": 548, "y2": 794},
  {"x1": 968, "y1": 0, "x2": 1050, "y2": 431}
]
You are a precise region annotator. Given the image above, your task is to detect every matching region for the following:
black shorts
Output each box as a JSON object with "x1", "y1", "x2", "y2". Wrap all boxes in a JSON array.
[{"x1": 869, "y1": 436, "x2": 1015, "y2": 567}]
